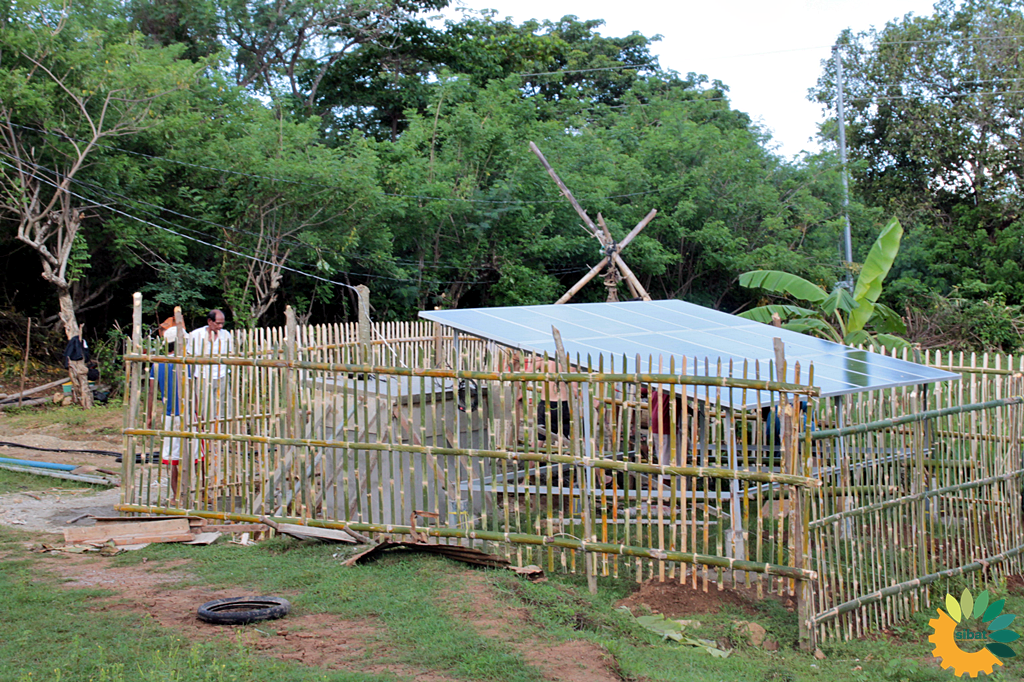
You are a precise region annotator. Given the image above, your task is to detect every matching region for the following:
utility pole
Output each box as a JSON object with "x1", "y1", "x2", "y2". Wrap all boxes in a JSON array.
[{"x1": 834, "y1": 44, "x2": 854, "y2": 285}]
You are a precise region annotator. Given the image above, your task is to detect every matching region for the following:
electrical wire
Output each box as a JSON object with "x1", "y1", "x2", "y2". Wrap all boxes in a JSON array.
[{"x1": 0, "y1": 153, "x2": 588, "y2": 289}]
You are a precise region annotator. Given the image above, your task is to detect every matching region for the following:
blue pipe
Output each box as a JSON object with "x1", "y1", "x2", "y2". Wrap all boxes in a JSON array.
[{"x1": 0, "y1": 456, "x2": 77, "y2": 471}]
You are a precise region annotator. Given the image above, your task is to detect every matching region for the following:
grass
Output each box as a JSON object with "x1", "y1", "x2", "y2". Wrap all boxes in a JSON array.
[
  {"x1": 1, "y1": 524, "x2": 1022, "y2": 682},
  {"x1": 0, "y1": 531, "x2": 389, "y2": 682},
  {"x1": 108, "y1": 535, "x2": 1024, "y2": 682},
  {"x1": 0, "y1": 467, "x2": 103, "y2": 495},
  {"x1": 0, "y1": 399, "x2": 123, "y2": 431}
]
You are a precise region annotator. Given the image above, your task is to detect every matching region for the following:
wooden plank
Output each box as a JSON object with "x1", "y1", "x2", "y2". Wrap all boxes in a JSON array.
[
  {"x1": 110, "y1": 533, "x2": 195, "y2": 545},
  {"x1": 203, "y1": 524, "x2": 269, "y2": 533},
  {"x1": 275, "y1": 522, "x2": 356, "y2": 543},
  {"x1": 65, "y1": 518, "x2": 191, "y2": 545}
]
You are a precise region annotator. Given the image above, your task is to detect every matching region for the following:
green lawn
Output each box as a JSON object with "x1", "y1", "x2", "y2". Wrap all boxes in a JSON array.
[{"x1": 0, "y1": 526, "x2": 1022, "y2": 682}]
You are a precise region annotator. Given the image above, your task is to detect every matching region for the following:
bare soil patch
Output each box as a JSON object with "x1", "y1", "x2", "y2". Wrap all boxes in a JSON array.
[
  {"x1": 42, "y1": 552, "x2": 458, "y2": 680},
  {"x1": 616, "y1": 577, "x2": 794, "y2": 619},
  {"x1": 1007, "y1": 574, "x2": 1024, "y2": 596},
  {"x1": 446, "y1": 571, "x2": 622, "y2": 682},
  {"x1": 0, "y1": 487, "x2": 122, "y2": 531}
]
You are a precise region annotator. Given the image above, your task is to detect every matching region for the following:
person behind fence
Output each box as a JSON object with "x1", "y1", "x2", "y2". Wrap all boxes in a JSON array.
[
  {"x1": 149, "y1": 325, "x2": 184, "y2": 502},
  {"x1": 523, "y1": 354, "x2": 572, "y2": 442},
  {"x1": 649, "y1": 386, "x2": 688, "y2": 478},
  {"x1": 187, "y1": 310, "x2": 233, "y2": 469}
]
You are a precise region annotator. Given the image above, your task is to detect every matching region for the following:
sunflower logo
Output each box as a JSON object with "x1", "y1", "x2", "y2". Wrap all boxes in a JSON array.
[{"x1": 928, "y1": 588, "x2": 1018, "y2": 677}]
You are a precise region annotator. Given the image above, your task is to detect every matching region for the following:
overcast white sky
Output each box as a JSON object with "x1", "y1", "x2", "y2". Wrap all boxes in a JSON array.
[{"x1": 437, "y1": 0, "x2": 939, "y2": 159}]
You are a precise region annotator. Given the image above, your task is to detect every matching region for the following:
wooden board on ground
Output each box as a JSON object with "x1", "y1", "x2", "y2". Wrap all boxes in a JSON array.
[
  {"x1": 203, "y1": 523, "x2": 269, "y2": 534},
  {"x1": 64, "y1": 518, "x2": 194, "y2": 546},
  {"x1": 274, "y1": 523, "x2": 356, "y2": 543}
]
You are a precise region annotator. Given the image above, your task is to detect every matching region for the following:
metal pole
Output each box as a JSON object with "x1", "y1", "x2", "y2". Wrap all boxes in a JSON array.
[{"x1": 834, "y1": 45, "x2": 854, "y2": 279}]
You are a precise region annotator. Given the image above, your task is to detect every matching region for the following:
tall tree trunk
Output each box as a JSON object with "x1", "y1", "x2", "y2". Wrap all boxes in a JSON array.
[{"x1": 57, "y1": 286, "x2": 93, "y2": 409}]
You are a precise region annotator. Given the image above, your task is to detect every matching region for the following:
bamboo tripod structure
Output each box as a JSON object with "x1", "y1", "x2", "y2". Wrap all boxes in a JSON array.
[{"x1": 529, "y1": 142, "x2": 656, "y2": 303}]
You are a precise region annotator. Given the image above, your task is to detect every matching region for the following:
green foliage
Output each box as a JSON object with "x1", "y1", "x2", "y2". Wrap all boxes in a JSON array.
[
  {"x1": 847, "y1": 217, "x2": 903, "y2": 333},
  {"x1": 739, "y1": 272, "x2": 827, "y2": 304},
  {"x1": 141, "y1": 262, "x2": 219, "y2": 320},
  {"x1": 739, "y1": 219, "x2": 909, "y2": 349},
  {"x1": 813, "y1": 0, "x2": 1024, "y2": 307}
]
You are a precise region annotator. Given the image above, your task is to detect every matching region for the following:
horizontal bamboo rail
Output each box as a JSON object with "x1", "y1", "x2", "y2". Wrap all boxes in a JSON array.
[
  {"x1": 809, "y1": 467, "x2": 1024, "y2": 528},
  {"x1": 810, "y1": 397, "x2": 1023, "y2": 439},
  {"x1": 124, "y1": 353, "x2": 821, "y2": 395},
  {"x1": 809, "y1": 542, "x2": 1024, "y2": 627},
  {"x1": 115, "y1": 503, "x2": 817, "y2": 580},
  {"x1": 122, "y1": 426, "x2": 821, "y2": 488}
]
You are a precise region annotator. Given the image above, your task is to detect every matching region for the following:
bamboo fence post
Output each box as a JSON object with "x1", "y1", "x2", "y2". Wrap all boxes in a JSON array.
[
  {"x1": 173, "y1": 307, "x2": 190, "y2": 506},
  {"x1": 123, "y1": 293, "x2": 144, "y2": 507},
  {"x1": 18, "y1": 317, "x2": 30, "y2": 407},
  {"x1": 356, "y1": 285, "x2": 371, "y2": 364}
]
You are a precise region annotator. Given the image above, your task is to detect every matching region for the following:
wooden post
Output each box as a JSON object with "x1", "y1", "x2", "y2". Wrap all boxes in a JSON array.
[
  {"x1": 123, "y1": 293, "x2": 144, "y2": 507},
  {"x1": 773, "y1": 338, "x2": 787, "y2": 384},
  {"x1": 553, "y1": 325, "x2": 597, "y2": 595},
  {"x1": 529, "y1": 142, "x2": 602, "y2": 237},
  {"x1": 285, "y1": 306, "x2": 306, "y2": 518},
  {"x1": 356, "y1": 285, "x2": 371, "y2": 364},
  {"x1": 173, "y1": 306, "x2": 190, "y2": 505},
  {"x1": 555, "y1": 258, "x2": 609, "y2": 304},
  {"x1": 18, "y1": 318, "x2": 30, "y2": 407},
  {"x1": 432, "y1": 317, "x2": 443, "y2": 368}
]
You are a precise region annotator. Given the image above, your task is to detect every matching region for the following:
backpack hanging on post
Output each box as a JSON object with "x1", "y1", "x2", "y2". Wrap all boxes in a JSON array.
[{"x1": 62, "y1": 336, "x2": 90, "y2": 369}]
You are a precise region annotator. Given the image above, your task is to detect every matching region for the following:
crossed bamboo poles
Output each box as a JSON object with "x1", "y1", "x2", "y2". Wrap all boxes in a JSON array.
[{"x1": 529, "y1": 142, "x2": 656, "y2": 303}]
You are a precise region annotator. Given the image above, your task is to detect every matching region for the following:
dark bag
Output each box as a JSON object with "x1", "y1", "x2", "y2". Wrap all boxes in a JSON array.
[{"x1": 62, "y1": 336, "x2": 91, "y2": 368}]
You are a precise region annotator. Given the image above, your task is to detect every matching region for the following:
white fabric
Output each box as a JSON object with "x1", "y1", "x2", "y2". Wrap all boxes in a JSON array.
[
  {"x1": 161, "y1": 414, "x2": 182, "y2": 463},
  {"x1": 186, "y1": 325, "x2": 234, "y2": 380}
]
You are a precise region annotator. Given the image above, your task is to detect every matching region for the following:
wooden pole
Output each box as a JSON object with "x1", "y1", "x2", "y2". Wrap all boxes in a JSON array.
[
  {"x1": 555, "y1": 257, "x2": 610, "y2": 304},
  {"x1": 124, "y1": 293, "x2": 144, "y2": 507},
  {"x1": 173, "y1": 306, "x2": 190, "y2": 505},
  {"x1": 529, "y1": 142, "x2": 601, "y2": 239},
  {"x1": 611, "y1": 252, "x2": 651, "y2": 301},
  {"x1": 18, "y1": 318, "x2": 30, "y2": 407},
  {"x1": 356, "y1": 285, "x2": 371, "y2": 364},
  {"x1": 617, "y1": 209, "x2": 658, "y2": 251}
]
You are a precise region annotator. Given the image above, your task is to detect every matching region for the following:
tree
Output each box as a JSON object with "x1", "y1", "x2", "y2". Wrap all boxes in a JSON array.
[
  {"x1": 812, "y1": 0, "x2": 1024, "y2": 303},
  {"x1": 0, "y1": 0, "x2": 197, "y2": 404},
  {"x1": 312, "y1": 12, "x2": 662, "y2": 142},
  {"x1": 217, "y1": 0, "x2": 448, "y2": 113},
  {"x1": 737, "y1": 218, "x2": 908, "y2": 349}
]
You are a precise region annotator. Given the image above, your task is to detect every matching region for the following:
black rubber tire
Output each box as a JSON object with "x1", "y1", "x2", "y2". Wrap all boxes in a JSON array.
[{"x1": 197, "y1": 596, "x2": 291, "y2": 625}]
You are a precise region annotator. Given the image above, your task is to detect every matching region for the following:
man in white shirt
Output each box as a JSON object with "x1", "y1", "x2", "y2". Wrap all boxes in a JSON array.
[{"x1": 186, "y1": 310, "x2": 233, "y2": 475}]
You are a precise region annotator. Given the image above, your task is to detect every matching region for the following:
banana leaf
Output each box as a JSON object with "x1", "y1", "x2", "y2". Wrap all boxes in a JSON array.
[
  {"x1": 868, "y1": 303, "x2": 907, "y2": 334},
  {"x1": 738, "y1": 305, "x2": 818, "y2": 324},
  {"x1": 738, "y1": 270, "x2": 827, "y2": 303},
  {"x1": 783, "y1": 319, "x2": 841, "y2": 341},
  {"x1": 847, "y1": 218, "x2": 903, "y2": 333},
  {"x1": 821, "y1": 286, "x2": 857, "y2": 317}
]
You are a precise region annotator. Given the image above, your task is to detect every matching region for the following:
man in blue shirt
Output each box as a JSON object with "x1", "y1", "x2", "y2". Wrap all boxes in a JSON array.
[{"x1": 150, "y1": 326, "x2": 185, "y2": 503}]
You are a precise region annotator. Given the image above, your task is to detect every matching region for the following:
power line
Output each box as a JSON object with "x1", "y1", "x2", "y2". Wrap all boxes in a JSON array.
[
  {"x1": 0, "y1": 155, "x2": 498, "y2": 289},
  {"x1": 0, "y1": 148, "x2": 592, "y2": 280},
  {"x1": 516, "y1": 64, "x2": 650, "y2": 77},
  {"x1": 0, "y1": 152, "x2": 594, "y2": 288},
  {"x1": 849, "y1": 88, "x2": 1024, "y2": 103}
]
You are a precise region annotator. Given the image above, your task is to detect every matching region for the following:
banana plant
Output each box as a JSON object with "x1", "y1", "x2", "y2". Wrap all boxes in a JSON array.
[{"x1": 738, "y1": 218, "x2": 909, "y2": 351}]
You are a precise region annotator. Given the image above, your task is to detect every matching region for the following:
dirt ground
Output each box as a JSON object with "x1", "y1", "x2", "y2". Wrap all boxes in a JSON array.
[
  {"x1": 615, "y1": 574, "x2": 795, "y2": 619},
  {"x1": 38, "y1": 551, "x2": 621, "y2": 682},
  {"x1": 0, "y1": 401, "x2": 125, "y2": 531}
]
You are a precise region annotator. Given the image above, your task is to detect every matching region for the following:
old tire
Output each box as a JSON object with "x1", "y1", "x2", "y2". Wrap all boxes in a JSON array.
[{"x1": 197, "y1": 596, "x2": 291, "y2": 625}]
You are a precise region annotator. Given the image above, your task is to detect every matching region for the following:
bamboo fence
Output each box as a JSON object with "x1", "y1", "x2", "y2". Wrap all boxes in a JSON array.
[{"x1": 118, "y1": 297, "x2": 1024, "y2": 647}]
